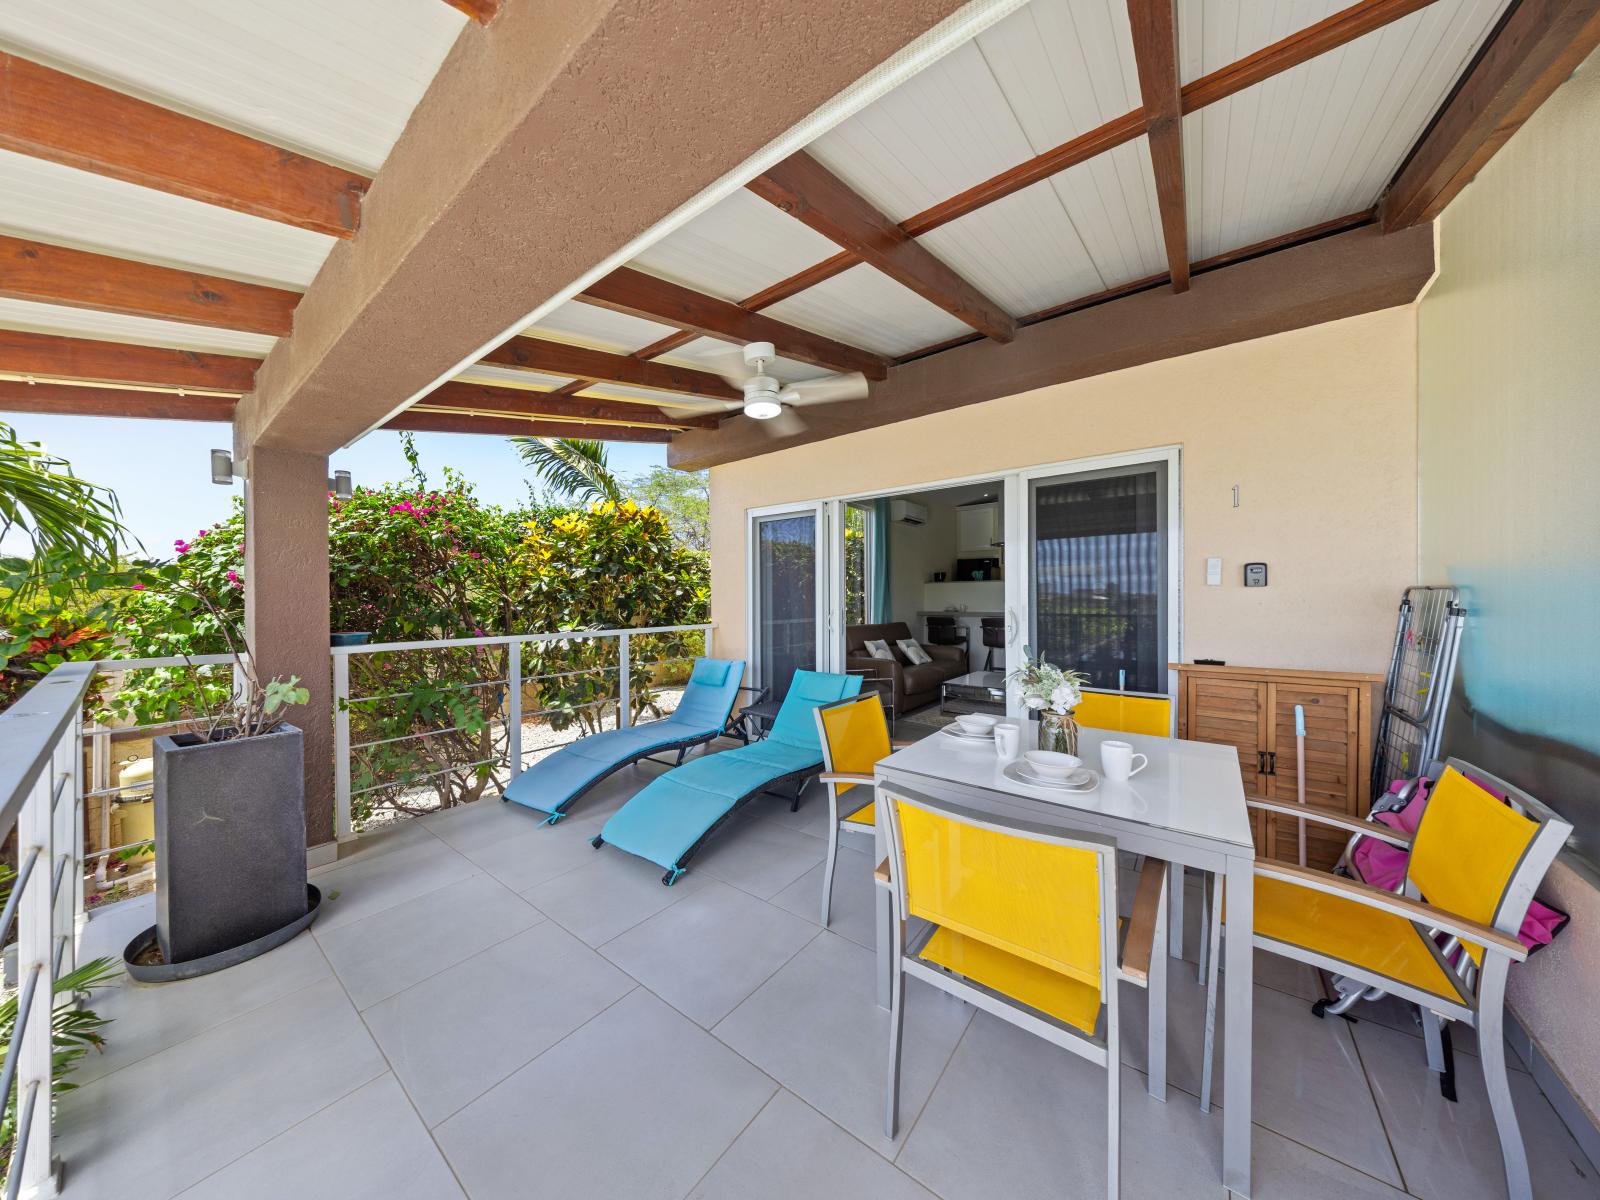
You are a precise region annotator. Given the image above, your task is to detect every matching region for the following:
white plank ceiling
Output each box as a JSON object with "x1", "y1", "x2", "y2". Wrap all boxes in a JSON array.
[{"x1": 0, "y1": 298, "x2": 277, "y2": 359}]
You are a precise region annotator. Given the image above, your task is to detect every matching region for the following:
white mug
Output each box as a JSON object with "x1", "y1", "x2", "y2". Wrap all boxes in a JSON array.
[
  {"x1": 1101, "y1": 740, "x2": 1148, "y2": 783},
  {"x1": 993, "y1": 721, "x2": 1021, "y2": 761}
]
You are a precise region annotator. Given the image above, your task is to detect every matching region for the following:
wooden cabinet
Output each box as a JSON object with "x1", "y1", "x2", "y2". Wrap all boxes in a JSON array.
[
  {"x1": 1174, "y1": 664, "x2": 1382, "y2": 869},
  {"x1": 955, "y1": 503, "x2": 1001, "y2": 555}
]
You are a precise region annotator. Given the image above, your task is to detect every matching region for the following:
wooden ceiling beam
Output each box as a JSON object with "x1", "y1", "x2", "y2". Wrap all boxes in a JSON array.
[
  {"x1": 0, "y1": 236, "x2": 299, "y2": 335},
  {"x1": 580, "y1": 267, "x2": 890, "y2": 379},
  {"x1": 749, "y1": 152, "x2": 1017, "y2": 341},
  {"x1": 385, "y1": 410, "x2": 674, "y2": 442},
  {"x1": 0, "y1": 329, "x2": 259, "y2": 392},
  {"x1": 0, "y1": 380, "x2": 235, "y2": 421},
  {"x1": 443, "y1": 0, "x2": 502, "y2": 22},
  {"x1": 0, "y1": 52, "x2": 369, "y2": 237},
  {"x1": 426, "y1": 380, "x2": 720, "y2": 429},
  {"x1": 1127, "y1": 0, "x2": 1190, "y2": 292},
  {"x1": 1180, "y1": 0, "x2": 1442, "y2": 112},
  {"x1": 1381, "y1": 0, "x2": 1600, "y2": 230},
  {"x1": 480, "y1": 336, "x2": 739, "y2": 399}
]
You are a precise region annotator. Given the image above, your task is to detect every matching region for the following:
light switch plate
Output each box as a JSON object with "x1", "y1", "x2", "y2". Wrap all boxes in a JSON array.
[{"x1": 1206, "y1": 557, "x2": 1222, "y2": 586}]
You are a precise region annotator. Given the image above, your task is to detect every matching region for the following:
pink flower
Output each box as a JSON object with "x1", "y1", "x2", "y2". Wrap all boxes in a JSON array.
[
  {"x1": 131, "y1": 583, "x2": 146, "y2": 591},
  {"x1": 226, "y1": 571, "x2": 239, "y2": 582},
  {"x1": 473, "y1": 627, "x2": 486, "y2": 638},
  {"x1": 468, "y1": 551, "x2": 482, "y2": 559}
]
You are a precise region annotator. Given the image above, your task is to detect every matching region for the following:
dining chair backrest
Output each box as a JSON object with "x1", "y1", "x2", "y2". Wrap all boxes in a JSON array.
[
  {"x1": 815, "y1": 692, "x2": 891, "y2": 796},
  {"x1": 889, "y1": 793, "x2": 1108, "y2": 992},
  {"x1": 1406, "y1": 763, "x2": 1572, "y2": 964},
  {"x1": 1075, "y1": 691, "x2": 1172, "y2": 738}
]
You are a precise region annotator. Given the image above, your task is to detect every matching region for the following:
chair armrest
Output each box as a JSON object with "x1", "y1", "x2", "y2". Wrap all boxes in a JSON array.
[
  {"x1": 847, "y1": 654, "x2": 901, "y2": 683},
  {"x1": 1255, "y1": 861, "x2": 1527, "y2": 961},
  {"x1": 873, "y1": 857, "x2": 891, "y2": 887},
  {"x1": 819, "y1": 773, "x2": 876, "y2": 786},
  {"x1": 1119, "y1": 856, "x2": 1167, "y2": 985},
  {"x1": 890, "y1": 740, "x2": 916, "y2": 749},
  {"x1": 1246, "y1": 798, "x2": 1413, "y2": 848}
]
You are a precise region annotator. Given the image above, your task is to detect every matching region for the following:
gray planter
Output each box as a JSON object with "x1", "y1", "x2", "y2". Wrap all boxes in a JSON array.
[{"x1": 151, "y1": 723, "x2": 310, "y2": 967}]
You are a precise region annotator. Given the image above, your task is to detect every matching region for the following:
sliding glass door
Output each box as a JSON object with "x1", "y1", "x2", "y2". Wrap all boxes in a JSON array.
[
  {"x1": 1006, "y1": 452, "x2": 1177, "y2": 701},
  {"x1": 751, "y1": 505, "x2": 825, "y2": 700}
]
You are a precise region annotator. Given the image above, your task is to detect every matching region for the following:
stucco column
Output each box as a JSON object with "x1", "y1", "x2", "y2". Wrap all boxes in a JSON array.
[{"x1": 243, "y1": 447, "x2": 333, "y2": 848}]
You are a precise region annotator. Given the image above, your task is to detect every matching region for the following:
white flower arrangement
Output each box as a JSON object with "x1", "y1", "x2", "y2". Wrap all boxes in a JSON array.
[{"x1": 1008, "y1": 647, "x2": 1089, "y2": 715}]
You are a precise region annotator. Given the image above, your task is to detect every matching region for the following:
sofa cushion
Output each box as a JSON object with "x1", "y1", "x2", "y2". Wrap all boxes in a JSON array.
[{"x1": 902, "y1": 663, "x2": 950, "y2": 696}]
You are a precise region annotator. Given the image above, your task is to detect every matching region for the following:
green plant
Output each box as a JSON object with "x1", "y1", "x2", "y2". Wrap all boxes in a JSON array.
[
  {"x1": 0, "y1": 956, "x2": 118, "y2": 1171},
  {"x1": 0, "y1": 422, "x2": 124, "y2": 573},
  {"x1": 511, "y1": 437, "x2": 623, "y2": 505},
  {"x1": 627, "y1": 466, "x2": 709, "y2": 552}
]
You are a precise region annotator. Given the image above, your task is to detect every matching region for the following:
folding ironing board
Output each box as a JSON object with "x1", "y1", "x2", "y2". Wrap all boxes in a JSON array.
[
  {"x1": 594, "y1": 670, "x2": 863, "y2": 884},
  {"x1": 501, "y1": 656, "x2": 746, "y2": 823}
]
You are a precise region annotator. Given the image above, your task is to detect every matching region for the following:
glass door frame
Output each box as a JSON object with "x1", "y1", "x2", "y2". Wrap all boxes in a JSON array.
[
  {"x1": 1003, "y1": 446, "x2": 1183, "y2": 723},
  {"x1": 746, "y1": 500, "x2": 830, "y2": 695}
]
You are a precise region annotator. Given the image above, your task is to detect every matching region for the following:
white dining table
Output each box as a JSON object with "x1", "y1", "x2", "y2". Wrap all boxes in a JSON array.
[{"x1": 872, "y1": 721, "x2": 1258, "y2": 1197}]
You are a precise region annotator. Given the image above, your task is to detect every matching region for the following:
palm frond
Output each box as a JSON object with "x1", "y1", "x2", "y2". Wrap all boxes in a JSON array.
[
  {"x1": 0, "y1": 423, "x2": 124, "y2": 567},
  {"x1": 510, "y1": 437, "x2": 623, "y2": 504}
]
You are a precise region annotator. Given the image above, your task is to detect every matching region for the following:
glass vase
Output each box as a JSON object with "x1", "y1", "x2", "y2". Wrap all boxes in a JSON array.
[{"x1": 1039, "y1": 710, "x2": 1080, "y2": 756}]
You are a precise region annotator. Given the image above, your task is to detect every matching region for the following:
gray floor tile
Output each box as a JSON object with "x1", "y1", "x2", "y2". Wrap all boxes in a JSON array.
[
  {"x1": 57, "y1": 977, "x2": 385, "y2": 1199},
  {"x1": 73, "y1": 931, "x2": 330, "y2": 1085},
  {"x1": 454, "y1": 816, "x2": 602, "y2": 893},
  {"x1": 316, "y1": 872, "x2": 542, "y2": 1008},
  {"x1": 713, "y1": 931, "x2": 972, "y2": 1156},
  {"x1": 689, "y1": 1089, "x2": 938, "y2": 1200},
  {"x1": 434, "y1": 988, "x2": 776, "y2": 1200},
  {"x1": 1252, "y1": 1126, "x2": 1415, "y2": 1200},
  {"x1": 80, "y1": 893, "x2": 157, "y2": 961},
  {"x1": 1356, "y1": 1017, "x2": 1600, "y2": 1200},
  {"x1": 173, "y1": 1074, "x2": 463, "y2": 1199},
  {"x1": 758, "y1": 781, "x2": 833, "y2": 841},
  {"x1": 364, "y1": 920, "x2": 633, "y2": 1125},
  {"x1": 899, "y1": 1010, "x2": 1228, "y2": 1200},
  {"x1": 771, "y1": 841, "x2": 879, "y2": 948},
  {"x1": 522, "y1": 845, "x2": 710, "y2": 947},
  {"x1": 693, "y1": 813, "x2": 828, "y2": 900},
  {"x1": 312, "y1": 823, "x2": 481, "y2": 934},
  {"x1": 420, "y1": 795, "x2": 549, "y2": 854},
  {"x1": 600, "y1": 879, "x2": 818, "y2": 1027}
]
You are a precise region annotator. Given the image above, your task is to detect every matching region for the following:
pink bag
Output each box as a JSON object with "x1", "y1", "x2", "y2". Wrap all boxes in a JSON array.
[{"x1": 1349, "y1": 775, "x2": 1569, "y2": 954}]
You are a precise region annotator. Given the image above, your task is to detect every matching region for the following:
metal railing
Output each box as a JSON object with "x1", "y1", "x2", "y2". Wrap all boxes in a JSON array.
[
  {"x1": 0, "y1": 661, "x2": 93, "y2": 1198},
  {"x1": 331, "y1": 624, "x2": 713, "y2": 839}
]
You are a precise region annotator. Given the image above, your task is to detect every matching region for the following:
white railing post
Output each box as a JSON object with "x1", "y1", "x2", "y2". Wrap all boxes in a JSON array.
[
  {"x1": 506, "y1": 641, "x2": 523, "y2": 780},
  {"x1": 618, "y1": 633, "x2": 631, "y2": 730},
  {"x1": 90, "y1": 727, "x2": 109, "y2": 888},
  {"x1": 703, "y1": 623, "x2": 713, "y2": 660},
  {"x1": 18, "y1": 761, "x2": 58, "y2": 1197},
  {"x1": 70, "y1": 708, "x2": 86, "y2": 942},
  {"x1": 50, "y1": 732, "x2": 75, "y2": 979},
  {"x1": 332, "y1": 653, "x2": 352, "y2": 841}
]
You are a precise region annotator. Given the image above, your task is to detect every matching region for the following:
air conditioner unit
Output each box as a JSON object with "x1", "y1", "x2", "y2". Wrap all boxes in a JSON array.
[{"x1": 890, "y1": 499, "x2": 928, "y2": 526}]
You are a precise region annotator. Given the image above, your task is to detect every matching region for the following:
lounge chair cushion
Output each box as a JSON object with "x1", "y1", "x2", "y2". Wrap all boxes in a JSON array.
[
  {"x1": 502, "y1": 656, "x2": 745, "y2": 817},
  {"x1": 600, "y1": 670, "x2": 862, "y2": 871}
]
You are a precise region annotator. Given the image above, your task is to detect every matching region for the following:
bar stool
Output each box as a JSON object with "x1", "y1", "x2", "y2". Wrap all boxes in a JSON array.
[
  {"x1": 980, "y1": 616, "x2": 1005, "y2": 669},
  {"x1": 924, "y1": 615, "x2": 968, "y2": 653}
]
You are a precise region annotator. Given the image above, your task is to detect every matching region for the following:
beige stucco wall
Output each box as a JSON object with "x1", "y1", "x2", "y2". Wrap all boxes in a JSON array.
[
  {"x1": 1418, "y1": 52, "x2": 1600, "y2": 1127},
  {"x1": 709, "y1": 305, "x2": 1420, "y2": 676}
]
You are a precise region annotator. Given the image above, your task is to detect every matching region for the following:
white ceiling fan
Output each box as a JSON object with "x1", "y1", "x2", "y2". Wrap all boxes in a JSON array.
[{"x1": 709, "y1": 342, "x2": 869, "y2": 432}]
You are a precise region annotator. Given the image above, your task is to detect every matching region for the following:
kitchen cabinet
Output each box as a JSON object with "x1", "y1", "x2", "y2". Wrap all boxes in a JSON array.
[
  {"x1": 1174, "y1": 663, "x2": 1383, "y2": 869},
  {"x1": 955, "y1": 502, "x2": 1001, "y2": 556}
]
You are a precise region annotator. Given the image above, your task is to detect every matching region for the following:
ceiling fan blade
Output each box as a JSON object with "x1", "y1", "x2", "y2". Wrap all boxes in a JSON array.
[
  {"x1": 763, "y1": 407, "x2": 808, "y2": 437},
  {"x1": 671, "y1": 344, "x2": 750, "y2": 387},
  {"x1": 783, "y1": 371, "x2": 869, "y2": 407}
]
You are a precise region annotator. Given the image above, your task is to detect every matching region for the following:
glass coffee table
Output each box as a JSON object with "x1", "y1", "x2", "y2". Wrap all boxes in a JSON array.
[{"x1": 940, "y1": 670, "x2": 1007, "y2": 716}]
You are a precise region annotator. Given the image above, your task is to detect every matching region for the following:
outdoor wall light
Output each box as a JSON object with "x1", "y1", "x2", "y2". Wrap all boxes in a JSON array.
[
  {"x1": 210, "y1": 448, "x2": 236, "y2": 485},
  {"x1": 331, "y1": 470, "x2": 353, "y2": 501}
]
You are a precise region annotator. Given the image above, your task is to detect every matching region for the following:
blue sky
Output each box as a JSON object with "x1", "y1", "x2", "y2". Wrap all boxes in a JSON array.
[{"x1": 5, "y1": 414, "x2": 668, "y2": 557}]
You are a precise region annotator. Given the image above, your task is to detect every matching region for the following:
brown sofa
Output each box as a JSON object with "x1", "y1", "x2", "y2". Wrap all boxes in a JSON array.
[{"x1": 844, "y1": 622, "x2": 969, "y2": 714}]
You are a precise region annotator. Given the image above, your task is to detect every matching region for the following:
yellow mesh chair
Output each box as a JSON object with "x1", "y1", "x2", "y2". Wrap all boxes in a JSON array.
[
  {"x1": 1201, "y1": 761, "x2": 1571, "y2": 1200},
  {"x1": 880, "y1": 783, "x2": 1169, "y2": 1198},
  {"x1": 1075, "y1": 690, "x2": 1173, "y2": 738},
  {"x1": 813, "y1": 692, "x2": 908, "y2": 926}
]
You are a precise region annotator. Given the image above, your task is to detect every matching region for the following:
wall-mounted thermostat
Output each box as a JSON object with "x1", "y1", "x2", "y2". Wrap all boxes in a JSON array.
[{"x1": 1244, "y1": 562, "x2": 1268, "y2": 587}]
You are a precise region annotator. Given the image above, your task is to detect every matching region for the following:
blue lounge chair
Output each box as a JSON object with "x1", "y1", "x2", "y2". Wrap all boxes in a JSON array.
[
  {"x1": 502, "y1": 656, "x2": 747, "y2": 824},
  {"x1": 593, "y1": 670, "x2": 863, "y2": 884}
]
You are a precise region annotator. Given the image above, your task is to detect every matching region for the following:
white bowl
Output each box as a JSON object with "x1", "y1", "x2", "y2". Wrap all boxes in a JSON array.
[
  {"x1": 1023, "y1": 750, "x2": 1081, "y2": 780},
  {"x1": 954, "y1": 713, "x2": 998, "y2": 736}
]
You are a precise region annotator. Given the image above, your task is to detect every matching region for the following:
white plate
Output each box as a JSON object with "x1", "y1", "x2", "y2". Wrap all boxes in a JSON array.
[
  {"x1": 938, "y1": 723, "x2": 996, "y2": 743},
  {"x1": 1003, "y1": 761, "x2": 1100, "y2": 794}
]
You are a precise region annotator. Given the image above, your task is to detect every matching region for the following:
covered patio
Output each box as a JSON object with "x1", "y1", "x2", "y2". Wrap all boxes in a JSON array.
[
  {"x1": 58, "y1": 769, "x2": 1597, "y2": 1200},
  {"x1": 2, "y1": 0, "x2": 1599, "y2": 1198}
]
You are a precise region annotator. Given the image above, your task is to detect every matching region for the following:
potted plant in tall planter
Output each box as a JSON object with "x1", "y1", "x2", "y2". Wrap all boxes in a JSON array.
[{"x1": 122, "y1": 582, "x2": 322, "y2": 982}]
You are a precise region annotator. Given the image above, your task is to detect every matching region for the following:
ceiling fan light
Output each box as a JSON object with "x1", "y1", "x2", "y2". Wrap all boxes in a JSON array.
[{"x1": 744, "y1": 397, "x2": 783, "y2": 421}]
